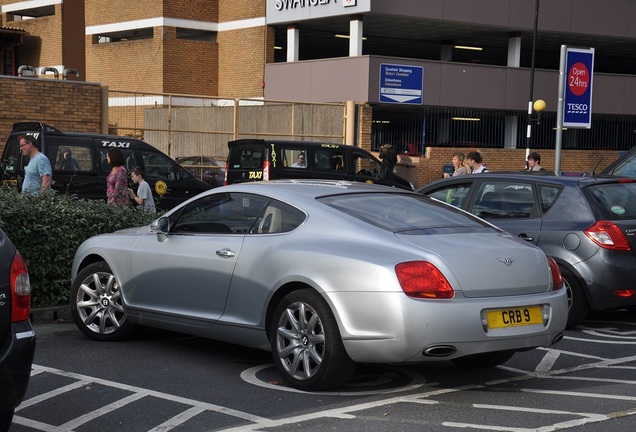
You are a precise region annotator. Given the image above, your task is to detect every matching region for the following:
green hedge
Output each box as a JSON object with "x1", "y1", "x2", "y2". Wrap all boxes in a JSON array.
[{"x1": 0, "y1": 189, "x2": 157, "y2": 305}]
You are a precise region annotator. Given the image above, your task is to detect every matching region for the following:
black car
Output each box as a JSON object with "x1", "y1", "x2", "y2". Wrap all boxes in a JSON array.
[
  {"x1": 0, "y1": 122, "x2": 211, "y2": 210},
  {"x1": 226, "y1": 139, "x2": 414, "y2": 190},
  {"x1": 175, "y1": 156, "x2": 226, "y2": 188},
  {"x1": 418, "y1": 172, "x2": 636, "y2": 328},
  {"x1": 0, "y1": 228, "x2": 35, "y2": 430}
]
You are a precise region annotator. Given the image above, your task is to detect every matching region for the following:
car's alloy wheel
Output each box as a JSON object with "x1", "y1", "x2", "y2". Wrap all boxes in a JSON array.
[
  {"x1": 70, "y1": 261, "x2": 134, "y2": 341},
  {"x1": 561, "y1": 267, "x2": 589, "y2": 329},
  {"x1": 271, "y1": 289, "x2": 356, "y2": 391}
]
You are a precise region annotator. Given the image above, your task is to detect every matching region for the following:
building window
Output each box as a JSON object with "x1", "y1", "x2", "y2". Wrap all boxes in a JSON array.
[
  {"x1": 5, "y1": 5, "x2": 55, "y2": 21},
  {"x1": 176, "y1": 28, "x2": 216, "y2": 42},
  {"x1": 95, "y1": 28, "x2": 154, "y2": 44}
]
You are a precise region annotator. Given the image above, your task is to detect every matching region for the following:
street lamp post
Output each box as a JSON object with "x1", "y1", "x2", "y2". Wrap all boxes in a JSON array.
[{"x1": 525, "y1": 0, "x2": 540, "y2": 164}]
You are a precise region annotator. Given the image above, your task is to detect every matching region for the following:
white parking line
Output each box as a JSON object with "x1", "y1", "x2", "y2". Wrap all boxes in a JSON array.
[{"x1": 14, "y1": 364, "x2": 269, "y2": 432}]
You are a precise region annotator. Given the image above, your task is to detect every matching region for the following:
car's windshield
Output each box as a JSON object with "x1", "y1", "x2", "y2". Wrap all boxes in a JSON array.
[
  {"x1": 319, "y1": 192, "x2": 495, "y2": 233},
  {"x1": 583, "y1": 181, "x2": 636, "y2": 220}
]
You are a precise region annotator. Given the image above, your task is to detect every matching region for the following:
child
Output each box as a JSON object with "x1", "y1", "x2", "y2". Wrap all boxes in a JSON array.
[{"x1": 128, "y1": 168, "x2": 156, "y2": 213}]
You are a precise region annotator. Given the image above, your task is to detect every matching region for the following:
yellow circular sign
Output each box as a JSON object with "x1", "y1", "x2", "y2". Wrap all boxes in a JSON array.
[{"x1": 155, "y1": 180, "x2": 168, "y2": 195}]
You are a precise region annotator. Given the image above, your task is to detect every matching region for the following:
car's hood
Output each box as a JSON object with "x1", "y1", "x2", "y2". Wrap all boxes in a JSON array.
[{"x1": 396, "y1": 231, "x2": 551, "y2": 298}]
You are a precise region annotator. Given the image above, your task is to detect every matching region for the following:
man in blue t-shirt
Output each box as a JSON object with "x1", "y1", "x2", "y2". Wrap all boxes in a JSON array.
[{"x1": 20, "y1": 135, "x2": 52, "y2": 195}]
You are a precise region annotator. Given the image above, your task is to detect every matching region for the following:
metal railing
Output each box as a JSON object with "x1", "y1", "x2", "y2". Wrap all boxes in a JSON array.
[{"x1": 107, "y1": 90, "x2": 347, "y2": 159}]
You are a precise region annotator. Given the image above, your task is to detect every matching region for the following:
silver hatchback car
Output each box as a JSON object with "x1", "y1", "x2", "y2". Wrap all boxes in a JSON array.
[{"x1": 70, "y1": 180, "x2": 566, "y2": 391}]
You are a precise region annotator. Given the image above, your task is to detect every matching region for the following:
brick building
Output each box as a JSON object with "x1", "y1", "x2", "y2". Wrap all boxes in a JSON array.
[{"x1": 2, "y1": 1, "x2": 636, "y2": 187}]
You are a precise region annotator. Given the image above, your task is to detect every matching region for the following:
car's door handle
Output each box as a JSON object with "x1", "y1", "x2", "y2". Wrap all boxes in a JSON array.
[
  {"x1": 216, "y1": 248, "x2": 235, "y2": 258},
  {"x1": 518, "y1": 234, "x2": 534, "y2": 242}
]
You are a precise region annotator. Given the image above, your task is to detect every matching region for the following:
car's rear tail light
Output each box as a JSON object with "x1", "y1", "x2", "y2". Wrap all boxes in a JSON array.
[
  {"x1": 546, "y1": 256, "x2": 563, "y2": 291},
  {"x1": 263, "y1": 160, "x2": 270, "y2": 181},
  {"x1": 395, "y1": 261, "x2": 454, "y2": 299},
  {"x1": 614, "y1": 289, "x2": 636, "y2": 298},
  {"x1": 584, "y1": 221, "x2": 631, "y2": 251},
  {"x1": 224, "y1": 161, "x2": 229, "y2": 186},
  {"x1": 10, "y1": 251, "x2": 31, "y2": 322}
]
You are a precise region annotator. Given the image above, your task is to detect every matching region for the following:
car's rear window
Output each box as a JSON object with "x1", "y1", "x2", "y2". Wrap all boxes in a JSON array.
[
  {"x1": 228, "y1": 145, "x2": 264, "y2": 169},
  {"x1": 319, "y1": 192, "x2": 495, "y2": 233},
  {"x1": 583, "y1": 181, "x2": 636, "y2": 220}
]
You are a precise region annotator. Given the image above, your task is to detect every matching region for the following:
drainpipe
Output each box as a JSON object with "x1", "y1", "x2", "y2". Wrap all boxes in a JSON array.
[
  {"x1": 17, "y1": 65, "x2": 36, "y2": 77},
  {"x1": 40, "y1": 67, "x2": 60, "y2": 79}
]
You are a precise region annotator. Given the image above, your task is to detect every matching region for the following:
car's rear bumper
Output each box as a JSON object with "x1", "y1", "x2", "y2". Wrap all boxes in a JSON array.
[
  {"x1": 0, "y1": 320, "x2": 36, "y2": 411},
  {"x1": 329, "y1": 289, "x2": 568, "y2": 364},
  {"x1": 574, "y1": 250, "x2": 636, "y2": 310}
]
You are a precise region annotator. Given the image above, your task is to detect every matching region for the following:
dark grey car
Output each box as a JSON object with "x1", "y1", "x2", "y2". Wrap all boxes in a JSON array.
[
  {"x1": 0, "y1": 228, "x2": 35, "y2": 430},
  {"x1": 418, "y1": 172, "x2": 636, "y2": 328}
]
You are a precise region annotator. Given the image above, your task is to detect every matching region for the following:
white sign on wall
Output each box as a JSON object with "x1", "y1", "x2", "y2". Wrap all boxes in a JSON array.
[{"x1": 267, "y1": 0, "x2": 370, "y2": 24}]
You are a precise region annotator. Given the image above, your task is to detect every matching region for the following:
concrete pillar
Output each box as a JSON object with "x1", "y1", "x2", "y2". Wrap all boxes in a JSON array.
[
  {"x1": 287, "y1": 25, "x2": 299, "y2": 62},
  {"x1": 349, "y1": 16, "x2": 363, "y2": 56},
  {"x1": 441, "y1": 41, "x2": 453, "y2": 61},
  {"x1": 504, "y1": 116, "x2": 518, "y2": 149},
  {"x1": 508, "y1": 32, "x2": 521, "y2": 67}
]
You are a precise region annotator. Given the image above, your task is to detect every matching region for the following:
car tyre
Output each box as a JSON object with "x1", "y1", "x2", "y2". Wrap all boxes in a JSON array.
[
  {"x1": 270, "y1": 289, "x2": 356, "y2": 391},
  {"x1": 0, "y1": 408, "x2": 14, "y2": 432},
  {"x1": 70, "y1": 261, "x2": 135, "y2": 341},
  {"x1": 451, "y1": 350, "x2": 515, "y2": 368},
  {"x1": 561, "y1": 267, "x2": 589, "y2": 329}
]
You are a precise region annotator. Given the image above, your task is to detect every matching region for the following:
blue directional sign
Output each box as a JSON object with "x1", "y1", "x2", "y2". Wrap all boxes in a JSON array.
[
  {"x1": 563, "y1": 47, "x2": 594, "y2": 128},
  {"x1": 379, "y1": 64, "x2": 423, "y2": 105}
]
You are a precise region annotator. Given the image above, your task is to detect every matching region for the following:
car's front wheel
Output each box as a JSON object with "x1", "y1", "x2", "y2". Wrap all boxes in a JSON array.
[
  {"x1": 70, "y1": 261, "x2": 135, "y2": 341},
  {"x1": 270, "y1": 289, "x2": 356, "y2": 391}
]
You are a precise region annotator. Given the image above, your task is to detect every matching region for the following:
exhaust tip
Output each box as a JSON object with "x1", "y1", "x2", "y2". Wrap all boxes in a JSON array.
[
  {"x1": 552, "y1": 332, "x2": 564, "y2": 345},
  {"x1": 423, "y1": 345, "x2": 457, "y2": 357}
]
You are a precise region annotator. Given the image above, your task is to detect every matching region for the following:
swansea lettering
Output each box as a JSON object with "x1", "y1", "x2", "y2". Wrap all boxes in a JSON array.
[{"x1": 275, "y1": 0, "x2": 337, "y2": 11}]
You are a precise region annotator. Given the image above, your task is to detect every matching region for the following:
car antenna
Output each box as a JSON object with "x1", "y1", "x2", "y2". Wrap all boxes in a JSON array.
[{"x1": 590, "y1": 157, "x2": 603, "y2": 176}]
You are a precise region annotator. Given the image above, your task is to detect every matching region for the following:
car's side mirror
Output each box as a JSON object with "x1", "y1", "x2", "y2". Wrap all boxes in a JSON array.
[{"x1": 151, "y1": 217, "x2": 170, "y2": 242}]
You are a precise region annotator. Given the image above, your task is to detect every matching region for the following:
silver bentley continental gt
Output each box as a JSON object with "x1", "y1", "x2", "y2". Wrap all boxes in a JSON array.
[{"x1": 70, "y1": 180, "x2": 568, "y2": 391}]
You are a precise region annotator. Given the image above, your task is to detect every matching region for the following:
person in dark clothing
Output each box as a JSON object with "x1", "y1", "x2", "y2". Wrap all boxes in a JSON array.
[{"x1": 379, "y1": 144, "x2": 398, "y2": 172}]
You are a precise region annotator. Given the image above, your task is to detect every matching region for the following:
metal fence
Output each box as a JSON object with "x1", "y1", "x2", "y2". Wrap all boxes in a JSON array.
[{"x1": 107, "y1": 90, "x2": 347, "y2": 160}]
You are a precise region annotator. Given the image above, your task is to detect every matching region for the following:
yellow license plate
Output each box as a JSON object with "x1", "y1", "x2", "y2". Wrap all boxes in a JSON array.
[
  {"x1": 1, "y1": 179, "x2": 17, "y2": 187},
  {"x1": 486, "y1": 306, "x2": 543, "y2": 329}
]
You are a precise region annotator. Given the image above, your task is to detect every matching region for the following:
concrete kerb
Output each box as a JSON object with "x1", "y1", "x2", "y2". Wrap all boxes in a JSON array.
[{"x1": 30, "y1": 305, "x2": 72, "y2": 324}]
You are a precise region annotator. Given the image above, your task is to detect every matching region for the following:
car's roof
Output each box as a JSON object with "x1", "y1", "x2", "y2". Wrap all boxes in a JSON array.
[
  {"x1": 418, "y1": 171, "x2": 634, "y2": 191},
  {"x1": 214, "y1": 179, "x2": 412, "y2": 199}
]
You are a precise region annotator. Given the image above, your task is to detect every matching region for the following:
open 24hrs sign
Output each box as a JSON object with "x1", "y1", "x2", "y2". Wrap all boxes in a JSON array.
[{"x1": 563, "y1": 47, "x2": 595, "y2": 128}]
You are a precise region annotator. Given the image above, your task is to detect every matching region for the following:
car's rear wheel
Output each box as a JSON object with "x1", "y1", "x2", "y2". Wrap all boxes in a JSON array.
[
  {"x1": 451, "y1": 350, "x2": 515, "y2": 368},
  {"x1": 70, "y1": 261, "x2": 135, "y2": 341},
  {"x1": 561, "y1": 267, "x2": 589, "y2": 328},
  {"x1": 270, "y1": 289, "x2": 356, "y2": 391},
  {"x1": 0, "y1": 408, "x2": 14, "y2": 431}
]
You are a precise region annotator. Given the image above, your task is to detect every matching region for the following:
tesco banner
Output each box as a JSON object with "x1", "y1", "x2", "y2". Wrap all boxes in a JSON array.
[{"x1": 563, "y1": 47, "x2": 595, "y2": 128}]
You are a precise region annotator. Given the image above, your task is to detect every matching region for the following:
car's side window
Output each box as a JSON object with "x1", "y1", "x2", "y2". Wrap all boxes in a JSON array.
[
  {"x1": 539, "y1": 185, "x2": 561, "y2": 213},
  {"x1": 428, "y1": 184, "x2": 471, "y2": 207},
  {"x1": 171, "y1": 193, "x2": 270, "y2": 234},
  {"x1": 251, "y1": 200, "x2": 306, "y2": 234},
  {"x1": 51, "y1": 143, "x2": 93, "y2": 172},
  {"x1": 283, "y1": 148, "x2": 308, "y2": 169},
  {"x1": 472, "y1": 182, "x2": 535, "y2": 219},
  {"x1": 611, "y1": 155, "x2": 636, "y2": 177},
  {"x1": 141, "y1": 151, "x2": 179, "y2": 181},
  {"x1": 351, "y1": 151, "x2": 381, "y2": 178},
  {"x1": 99, "y1": 148, "x2": 136, "y2": 173}
]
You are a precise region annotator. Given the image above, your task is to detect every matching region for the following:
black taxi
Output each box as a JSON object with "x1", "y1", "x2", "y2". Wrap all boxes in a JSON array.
[
  {"x1": 226, "y1": 139, "x2": 413, "y2": 190},
  {"x1": 0, "y1": 122, "x2": 210, "y2": 210}
]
